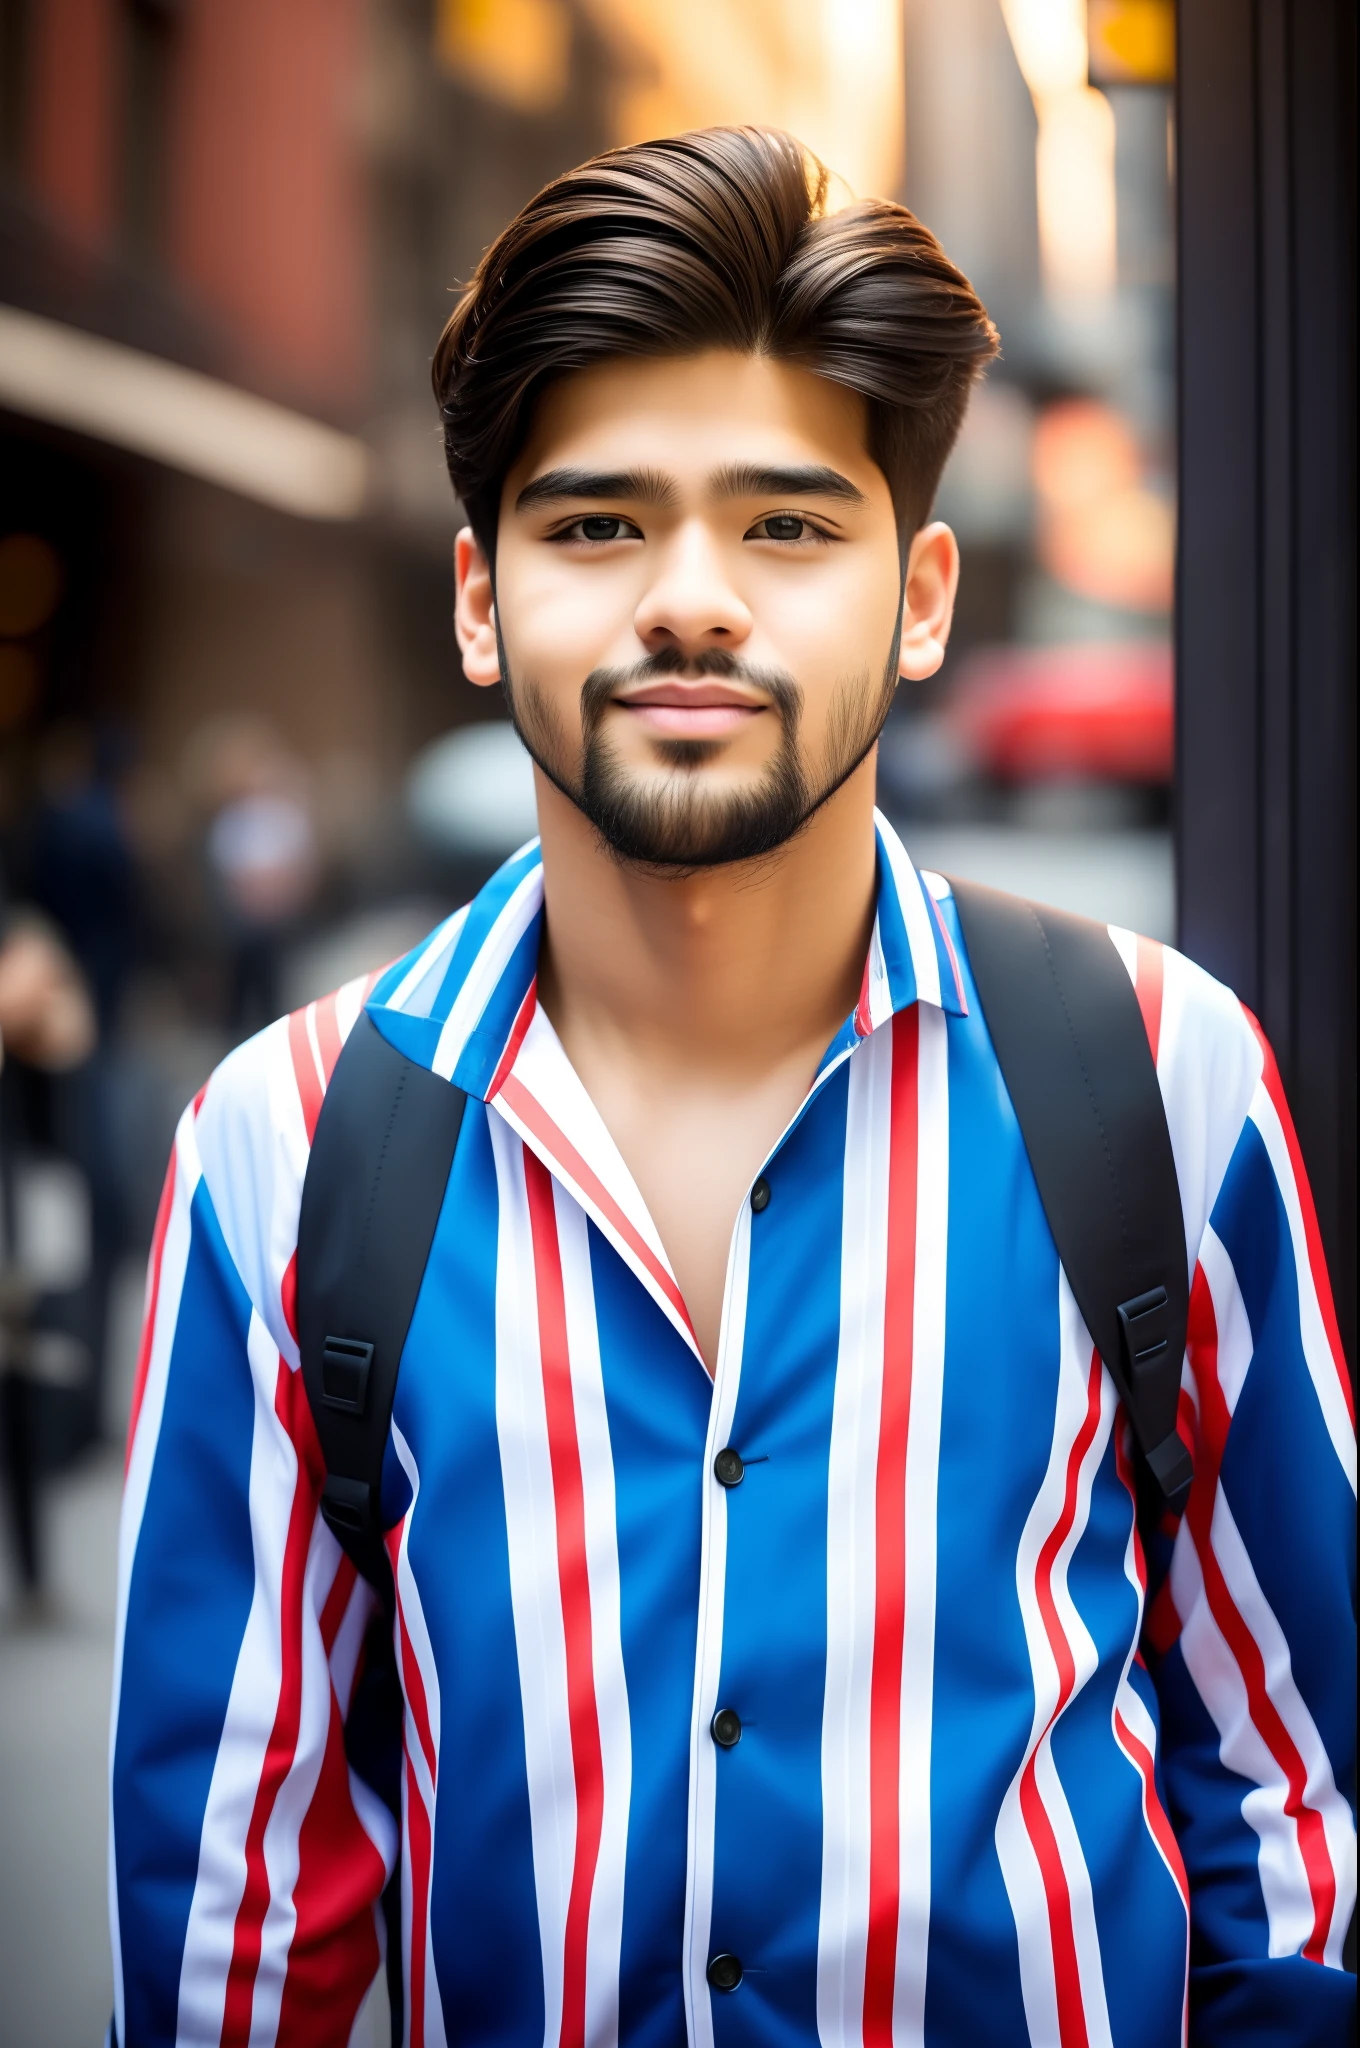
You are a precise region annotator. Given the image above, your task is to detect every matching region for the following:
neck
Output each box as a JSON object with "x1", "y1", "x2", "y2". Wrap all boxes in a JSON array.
[{"x1": 533, "y1": 754, "x2": 880, "y2": 1079}]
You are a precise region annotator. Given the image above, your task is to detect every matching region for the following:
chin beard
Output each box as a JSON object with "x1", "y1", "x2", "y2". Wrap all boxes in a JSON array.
[{"x1": 501, "y1": 636, "x2": 901, "y2": 874}]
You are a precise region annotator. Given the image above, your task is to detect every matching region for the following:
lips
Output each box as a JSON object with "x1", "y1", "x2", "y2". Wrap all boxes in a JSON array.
[{"x1": 614, "y1": 677, "x2": 766, "y2": 739}]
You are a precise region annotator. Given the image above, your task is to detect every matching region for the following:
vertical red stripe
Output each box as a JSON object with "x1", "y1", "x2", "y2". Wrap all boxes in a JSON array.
[
  {"x1": 221, "y1": 1364, "x2": 325, "y2": 2046},
  {"x1": 855, "y1": 953, "x2": 874, "y2": 1037},
  {"x1": 1018, "y1": 1344, "x2": 1106, "y2": 2048},
  {"x1": 523, "y1": 1150, "x2": 605, "y2": 2048},
  {"x1": 391, "y1": 1556, "x2": 437, "y2": 1787},
  {"x1": 288, "y1": 1004, "x2": 325, "y2": 1144},
  {"x1": 1017, "y1": 1765, "x2": 1089, "y2": 2048},
  {"x1": 1112, "y1": 1427, "x2": 1191, "y2": 1912},
  {"x1": 1184, "y1": 1267, "x2": 1338, "y2": 1959},
  {"x1": 1134, "y1": 935, "x2": 1164, "y2": 1065},
  {"x1": 862, "y1": 1007, "x2": 919, "y2": 2045},
  {"x1": 1239, "y1": 1005, "x2": 1354, "y2": 1427},
  {"x1": 281, "y1": 1249, "x2": 299, "y2": 1346},
  {"x1": 126, "y1": 1152, "x2": 177, "y2": 1471},
  {"x1": 273, "y1": 1555, "x2": 385, "y2": 2045},
  {"x1": 499, "y1": 1075, "x2": 697, "y2": 1349},
  {"x1": 487, "y1": 976, "x2": 539, "y2": 1099},
  {"x1": 1113, "y1": 1710, "x2": 1189, "y2": 1906},
  {"x1": 314, "y1": 990, "x2": 344, "y2": 1087},
  {"x1": 385, "y1": 1522, "x2": 438, "y2": 2047},
  {"x1": 404, "y1": 1748, "x2": 433, "y2": 2048},
  {"x1": 272, "y1": 1688, "x2": 386, "y2": 2045},
  {"x1": 319, "y1": 1555, "x2": 358, "y2": 1654}
]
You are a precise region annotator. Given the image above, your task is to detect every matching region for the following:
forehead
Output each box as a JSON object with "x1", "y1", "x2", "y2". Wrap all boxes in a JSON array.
[{"x1": 508, "y1": 349, "x2": 880, "y2": 495}]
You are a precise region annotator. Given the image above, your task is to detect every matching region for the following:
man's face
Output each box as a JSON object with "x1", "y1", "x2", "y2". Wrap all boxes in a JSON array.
[{"x1": 458, "y1": 350, "x2": 954, "y2": 868}]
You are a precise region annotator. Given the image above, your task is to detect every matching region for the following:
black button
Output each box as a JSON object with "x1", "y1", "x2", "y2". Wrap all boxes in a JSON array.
[
  {"x1": 706, "y1": 1953, "x2": 743, "y2": 1992},
  {"x1": 713, "y1": 1447, "x2": 745, "y2": 1487},
  {"x1": 711, "y1": 1707, "x2": 742, "y2": 1748},
  {"x1": 750, "y1": 1175, "x2": 771, "y2": 1212}
]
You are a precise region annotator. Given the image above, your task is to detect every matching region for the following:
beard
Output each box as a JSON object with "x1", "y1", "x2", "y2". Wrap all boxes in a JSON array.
[{"x1": 500, "y1": 624, "x2": 902, "y2": 873}]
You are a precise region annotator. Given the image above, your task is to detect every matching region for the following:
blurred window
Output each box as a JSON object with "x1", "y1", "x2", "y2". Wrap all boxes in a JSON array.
[{"x1": 119, "y1": 0, "x2": 179, "y2": 263}]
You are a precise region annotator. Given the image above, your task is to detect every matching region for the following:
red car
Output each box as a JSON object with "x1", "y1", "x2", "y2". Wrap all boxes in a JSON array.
[{"x1": 946, "y1": 640, "x2": 1173, "y2": 785}]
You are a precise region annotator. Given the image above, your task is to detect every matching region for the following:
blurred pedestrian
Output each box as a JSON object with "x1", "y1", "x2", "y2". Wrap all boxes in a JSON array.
[
  {"x1": 0, "y1": 901, "x2": 95, "y2": 1612},
  {"x1": 182, "y1": 715, "x2": 319, "y2": 1033}
]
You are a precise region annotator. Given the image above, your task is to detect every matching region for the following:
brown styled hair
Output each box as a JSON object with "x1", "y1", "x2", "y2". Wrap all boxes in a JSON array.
[{"x1": 432, "y1": 125, "x2": 999, "y2": 558}]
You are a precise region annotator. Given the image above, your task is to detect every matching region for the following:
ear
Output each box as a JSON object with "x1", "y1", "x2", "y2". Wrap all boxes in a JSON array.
[
  {"x1": 454, "y1": 527, "x2": 502, "y2": 687},
  {"x1": 897, "y1": 521, "x2": 961, "y2": 683}
]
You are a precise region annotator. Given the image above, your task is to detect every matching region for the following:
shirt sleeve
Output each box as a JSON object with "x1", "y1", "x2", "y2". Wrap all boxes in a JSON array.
[
  {"x1": 108, "y1": 1062, "x2": 395, "y2": 2046},
  {"x1": 1144, "y1": 1008, "x2": 1356, "y2": 2044}
]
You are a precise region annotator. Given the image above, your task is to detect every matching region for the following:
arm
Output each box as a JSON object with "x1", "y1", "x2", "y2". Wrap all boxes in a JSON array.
[
  {"x1": 1146, "y1": 1013, "x2": 1356, "y2": 2044},
  {"x1": 110, "y1": 1053, "x2": 395, "y2": 2047}
]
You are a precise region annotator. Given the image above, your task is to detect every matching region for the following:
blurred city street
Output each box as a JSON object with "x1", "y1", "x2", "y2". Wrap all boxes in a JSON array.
[{"x1": 1, "y1": 1444, "x2": 122, "y2": 2046}]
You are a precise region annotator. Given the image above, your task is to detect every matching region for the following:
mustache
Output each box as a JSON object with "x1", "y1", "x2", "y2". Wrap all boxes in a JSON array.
[{"x1": 580, "y1": 648, "x2": 803, "y2": 730}]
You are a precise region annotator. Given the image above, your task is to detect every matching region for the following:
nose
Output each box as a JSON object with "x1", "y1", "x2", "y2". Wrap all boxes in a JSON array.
[{"x1": 633, "y1": 520, "x2": 752, "y2": 658}]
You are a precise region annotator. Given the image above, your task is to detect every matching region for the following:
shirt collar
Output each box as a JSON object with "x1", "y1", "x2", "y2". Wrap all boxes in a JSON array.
[{"x1": 364, "y1": 809, "x2": 965, "y2": 1100}]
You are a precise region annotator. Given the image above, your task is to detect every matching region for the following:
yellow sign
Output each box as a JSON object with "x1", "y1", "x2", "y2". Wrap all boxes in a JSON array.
[
  {"x1": 434, "y1": 0, "x2": 570, "y2": 115},
  {"x1": 1087, "y1": 0, "x2": 1175, "y2": 86}
]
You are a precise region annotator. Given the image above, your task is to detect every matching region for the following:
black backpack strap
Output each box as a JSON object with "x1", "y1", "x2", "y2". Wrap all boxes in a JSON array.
[
  {"x1": 947, "y1": 876, "x2": 1194, "y2": 1512},
  {"x1": 297, "y1": 1009, "x2": 467, "y2": 1595}
]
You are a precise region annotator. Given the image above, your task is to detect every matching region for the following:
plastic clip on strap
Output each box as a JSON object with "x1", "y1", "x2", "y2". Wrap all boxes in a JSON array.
[{"x1": 297, "y1": 1011, "x2": 468, "y2": 1596}]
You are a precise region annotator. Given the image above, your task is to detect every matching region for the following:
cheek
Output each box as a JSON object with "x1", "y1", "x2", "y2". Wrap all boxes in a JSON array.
[
  {"x1": 755, "y1": 555, "x2": 901, "y2": 702},
  {"x1": 501, "y1": 554, "x2": 639, "y2": 679}
]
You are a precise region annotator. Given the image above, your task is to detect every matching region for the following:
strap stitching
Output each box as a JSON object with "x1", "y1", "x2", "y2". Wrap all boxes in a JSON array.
[{"x1": 356, "y1": 1065, "x2": 407, "y2": 1286}]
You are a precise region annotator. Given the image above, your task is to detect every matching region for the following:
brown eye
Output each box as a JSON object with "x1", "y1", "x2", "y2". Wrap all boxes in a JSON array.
[
  {"x1": 580, "y1": 516, "x2": 628, "y2": 541},
  {"x1": 759, "y1": 515, "x2": 808, "y2": 541}
]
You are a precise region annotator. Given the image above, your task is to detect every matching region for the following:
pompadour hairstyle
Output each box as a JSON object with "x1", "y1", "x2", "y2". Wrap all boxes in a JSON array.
[{"x1": 432, "y1": 125, "x2": 999, "y2": 557}]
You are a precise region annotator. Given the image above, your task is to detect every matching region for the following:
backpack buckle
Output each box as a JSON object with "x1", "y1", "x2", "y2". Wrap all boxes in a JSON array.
[
  {"x1": 321, "y1": 1473, "x2": 374, "y2": 1539},
  {"x1": 321, "y1": 1335, "x2": 373, "y2": 1414},
  {"x1": 1117, "y1": 1286, "x2": 1170, "y2": 1384}
]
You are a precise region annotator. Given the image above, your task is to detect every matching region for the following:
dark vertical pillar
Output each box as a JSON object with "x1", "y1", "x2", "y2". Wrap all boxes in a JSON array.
[{"x1": 1176, "y1": 0, "x2": 1356, "y2": 1366}]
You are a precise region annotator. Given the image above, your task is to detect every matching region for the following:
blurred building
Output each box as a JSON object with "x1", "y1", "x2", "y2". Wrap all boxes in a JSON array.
[{"x1": 0, "y1": 1, "x2": 630, "y2": 905}]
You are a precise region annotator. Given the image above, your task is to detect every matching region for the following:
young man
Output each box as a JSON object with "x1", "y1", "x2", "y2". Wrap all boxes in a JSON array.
[{"x1": 109, "y1": 129, "x2": 1355, "y2": 2046}]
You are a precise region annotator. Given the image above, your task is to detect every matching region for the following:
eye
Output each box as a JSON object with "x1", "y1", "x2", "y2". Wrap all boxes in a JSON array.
[
  {"x1": 748, "y1": 513, "x2": 825, "y2": 543},
  {"x1": 560, "y1": 515, "x2": 640, "y2": 543}
]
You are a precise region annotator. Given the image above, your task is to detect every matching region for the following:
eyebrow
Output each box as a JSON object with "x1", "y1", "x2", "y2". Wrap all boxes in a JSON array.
[
  {"x1": 709, "y1": 462, "x2": 867, "y2": 506},
  {"x1": 514, "y1": 460, "x2": 868, "y2": 515},
  {"x1": 514, "y1": 467, "x2": 680, "y2": 511}
]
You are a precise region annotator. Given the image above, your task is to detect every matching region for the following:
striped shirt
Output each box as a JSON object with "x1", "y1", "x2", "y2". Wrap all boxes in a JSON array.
[{"x1": 109, "y1": 815, "x2": 1356, "y2": 2047}]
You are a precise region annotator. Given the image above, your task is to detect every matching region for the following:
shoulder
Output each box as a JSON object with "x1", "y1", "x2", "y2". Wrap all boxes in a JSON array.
[
  {"x1": 924, "y1": 871, "x2": 1265, "y2": 1255},
  {"x1": 1107, "y1": 926, "x2": 1265, "y2": 1256},
  {"x1": 190, "y1": 971, "x2": 393, "y2": 1363}
]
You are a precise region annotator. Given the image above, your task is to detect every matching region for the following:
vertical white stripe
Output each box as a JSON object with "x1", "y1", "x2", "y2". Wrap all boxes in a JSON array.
[
  {"x1": 994, "y1": 1276, "x2": 1115, "y2": 2048},
  {"x1": 865, "y1": 915, "x2": 893, "y2": 1033},
  {"x1": 553, "y1": 1186, "x2": 632, "y2": 2048},
  {"x1": 108, "y1": 1107, "x2": 202, "y2": 2045},
  {"x1": 390, "y1": 1425, "x2": 448, "y2": 2048},
  {"x1": 818, "y1": 1025, "x2": 894, "y2": 2044},
  {"x1": 432, "y1": 863, "x2": 544, "y2": 1081},
  {"x1": 1244, "y1": 1086, "x2": 1357, "y2": 1492},
  {"x1": 176, "y1": 1314, "x2": 294, "y2": 2047},
  {"x1": 874, "y1": 813, "x2": 944, "y2": 1010},
  {"x1": 681, "y1": 1204, "x2": 753, "y2": 2048},
  {"x1": 1153, "y1": 945, "x2": 1263, "y2": 1278},
  {"x1": 490, "y1": 1116, "x2": 574, "y2": 2048},
  {"x1": 386, "y1": 905, "x2": 470, "y2": 1017},
  {"x1": 893, "y1": 1002, "x2": 950, "y2": 2041},
  {"x1": 194, "y1": 1017, "x2": 310, "y2": 1375}
]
